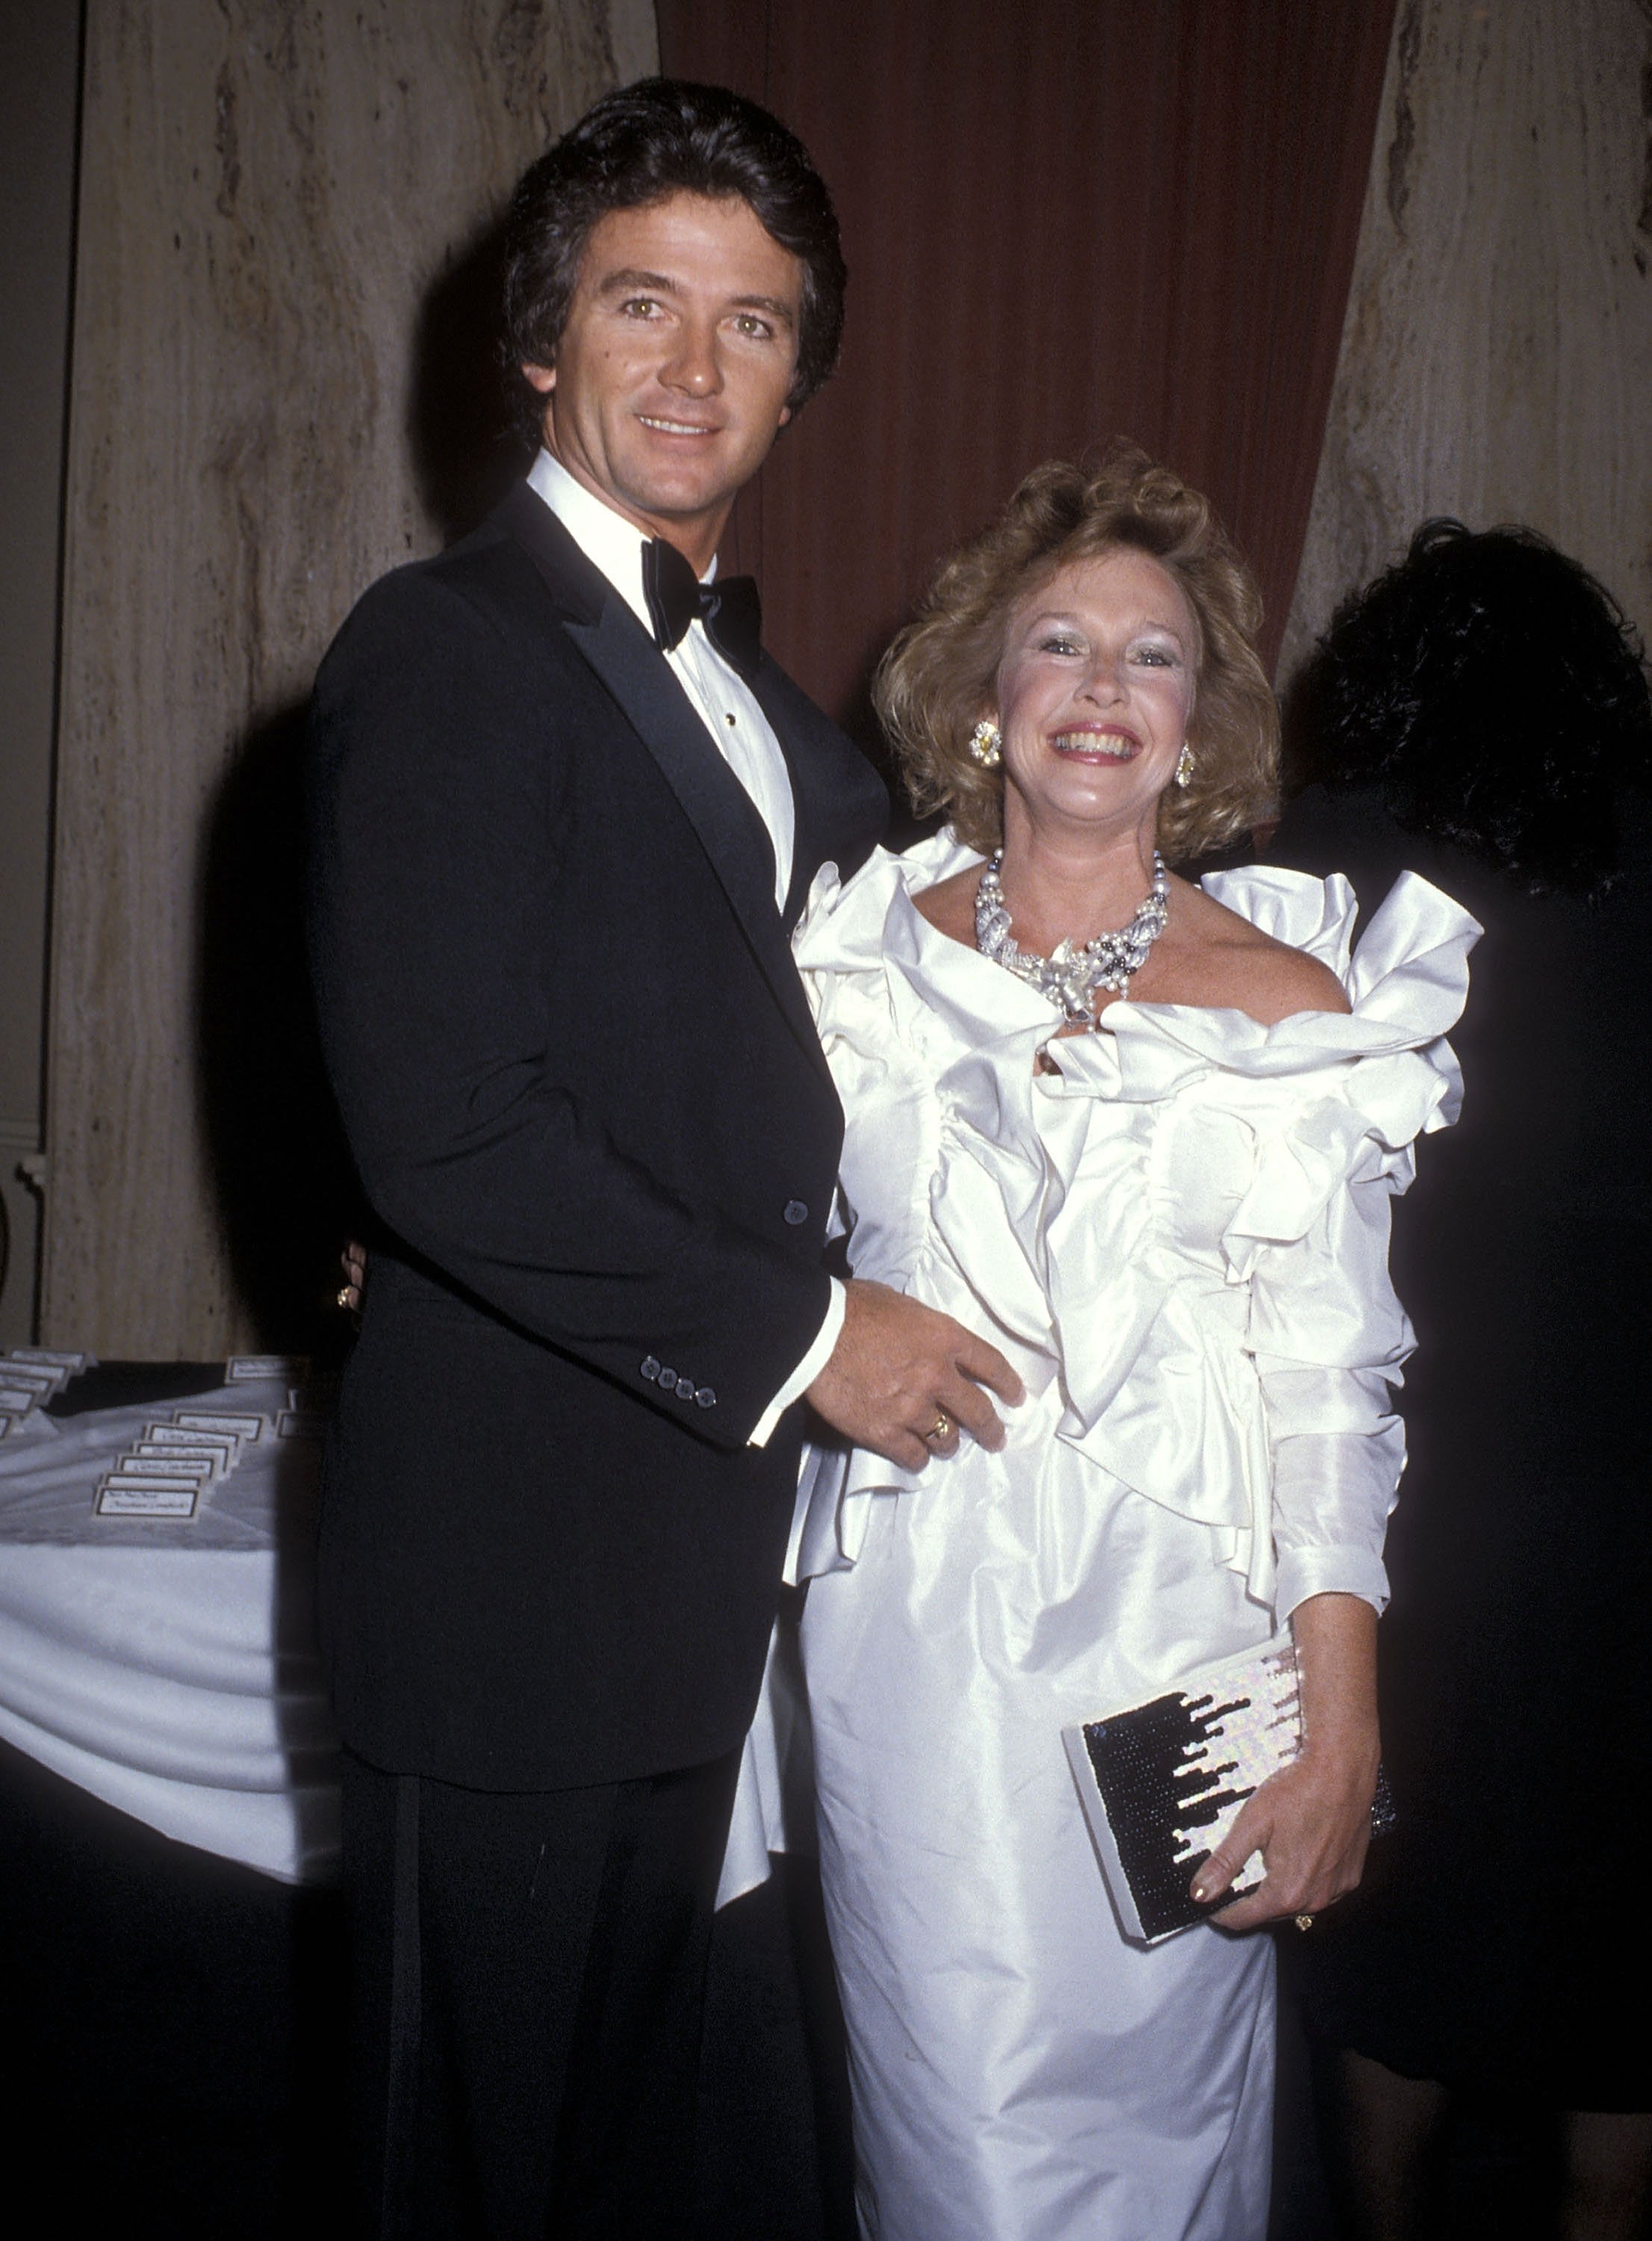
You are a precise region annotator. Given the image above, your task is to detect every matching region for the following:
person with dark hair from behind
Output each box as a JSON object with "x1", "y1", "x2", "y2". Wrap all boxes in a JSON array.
[
  {"x1": 1267, "y1": 521, "x2": 1652, "y2": 2241},
  {"x1": 307, "y1": 78, "x2": 1019, "y2": 2239}
]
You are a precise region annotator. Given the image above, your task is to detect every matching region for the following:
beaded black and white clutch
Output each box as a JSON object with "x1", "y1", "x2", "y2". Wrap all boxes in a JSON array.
[{"x1": 1063, "y1": 1637, "x2": 1393, "y2": 1945}]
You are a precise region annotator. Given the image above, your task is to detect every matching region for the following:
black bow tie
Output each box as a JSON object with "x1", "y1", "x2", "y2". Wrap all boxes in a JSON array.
[{"x1": 642, "y1": 537, "x2": 763, "y2": 682}]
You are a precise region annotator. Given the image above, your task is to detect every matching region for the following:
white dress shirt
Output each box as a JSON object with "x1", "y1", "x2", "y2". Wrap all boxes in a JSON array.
[{"x1": 526, "y1": 451, "x2": 844, "y2": 1443}]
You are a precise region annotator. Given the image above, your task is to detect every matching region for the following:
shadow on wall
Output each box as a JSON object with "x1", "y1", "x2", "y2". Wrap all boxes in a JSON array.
[
  {"x1": 198, "y1": 698, "x2": 355, "y2": 1357},
  {"x1": 197, "y1": 224, "x2": 533, "y2": 1354},
  {"x1": 409, "y1": 208, "x2": 534, "y2": 545}
]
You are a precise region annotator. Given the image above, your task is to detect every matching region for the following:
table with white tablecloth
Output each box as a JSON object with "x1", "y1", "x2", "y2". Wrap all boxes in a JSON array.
[
  {"x1": 0, "y1": 1352, "x2": 340, "y2": 1884},
  {"x1": 0, "y1": 1349, "x2": 852, "y2": 2238},
  {"x1": 0, "y1": 1354, "x2": 350, "y2": 2235}
]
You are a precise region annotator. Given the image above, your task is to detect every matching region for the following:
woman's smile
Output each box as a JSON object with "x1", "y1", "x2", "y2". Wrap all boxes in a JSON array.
[{"x1": 1048, "y1": 724, "x2": 1142, "y2": 760}]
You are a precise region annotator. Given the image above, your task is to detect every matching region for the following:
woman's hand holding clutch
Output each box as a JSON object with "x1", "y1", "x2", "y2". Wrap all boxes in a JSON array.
[{"x1": 1190, "y1": 1591, "x2": 1380, "y2": 1931}]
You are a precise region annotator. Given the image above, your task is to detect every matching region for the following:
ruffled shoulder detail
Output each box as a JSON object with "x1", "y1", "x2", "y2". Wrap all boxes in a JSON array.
[
  {"x1": 1045, "y1": 865, "x2": 1477, "y2": 1271},
  {"x1": 789, "y1": 851, "x2": 1480, "y2": 1610},
  {"x1": 792, "y1": 829, "x2": 978, "y2": 976},
  {"x1": 1046, "y1": 865, "x2": 1479, "y2": 1103},
  {"x1": 1025, "y1": 867, "x2": 1479, "y2": 1602},
  {"x1": 792, "y1": 830, "x2": 1062, "y2": 1069}
]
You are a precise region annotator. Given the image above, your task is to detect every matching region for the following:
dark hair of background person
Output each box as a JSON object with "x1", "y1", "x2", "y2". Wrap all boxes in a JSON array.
[
  {"x1": 874, "y1": 443, "x2": 1279, "y2": 867},
  {"x1": 501, "y1": 76, "x2": 847, "y2": 442},
  {"x1": 1287, "y1": 519, "x2": 1652, "y2": 899}
]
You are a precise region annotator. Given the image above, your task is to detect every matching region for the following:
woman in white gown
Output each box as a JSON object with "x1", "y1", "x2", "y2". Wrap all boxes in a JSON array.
[{"x1": 781, "y1": 449, "x2": 1476, "y2": 2239}]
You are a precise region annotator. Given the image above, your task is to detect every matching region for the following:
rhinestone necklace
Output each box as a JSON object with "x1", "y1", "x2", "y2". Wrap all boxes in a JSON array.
[{"x1": 974, "y1": 850, "x2": 1170, "y2": 1025}]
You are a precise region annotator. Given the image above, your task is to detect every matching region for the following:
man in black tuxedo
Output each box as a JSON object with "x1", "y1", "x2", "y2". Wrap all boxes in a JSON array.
[{"x1": 308, "y1": 80, "x2": 1019, "y2": 2238}]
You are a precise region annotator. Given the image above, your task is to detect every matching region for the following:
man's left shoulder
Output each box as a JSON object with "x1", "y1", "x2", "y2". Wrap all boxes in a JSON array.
[{"x1": 757, "y1": 656, "x2": 889, "y2": 874}]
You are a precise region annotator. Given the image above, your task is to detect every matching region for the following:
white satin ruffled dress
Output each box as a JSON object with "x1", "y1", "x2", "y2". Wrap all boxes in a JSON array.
[{"x1": 786, "y1": 834, "x2": 1476, "y2": 2241}]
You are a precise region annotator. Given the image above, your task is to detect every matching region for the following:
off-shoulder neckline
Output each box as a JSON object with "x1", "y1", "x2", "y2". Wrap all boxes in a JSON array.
[
  {"x1": 882, "y1": 833, "x2": 1355, "y2": 1035},
  {"x1": 795, "y1": 829, "x2": 1479, "y2": 1073}
]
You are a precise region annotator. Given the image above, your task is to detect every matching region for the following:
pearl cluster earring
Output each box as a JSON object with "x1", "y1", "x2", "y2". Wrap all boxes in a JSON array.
[{"x1": 969, "y1": 719, "x2": 1002, "y2": 769}]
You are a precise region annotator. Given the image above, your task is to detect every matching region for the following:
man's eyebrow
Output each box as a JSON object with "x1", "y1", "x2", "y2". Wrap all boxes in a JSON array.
[{"x1": 594, "y1": 266, "x2": 679, "y2": 297}]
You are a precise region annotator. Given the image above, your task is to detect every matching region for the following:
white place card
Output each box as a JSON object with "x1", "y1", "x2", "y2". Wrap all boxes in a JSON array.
[
  {"x1": 0, "y1": 1362, "x2": 63, "y2": 1393},
  {"x1": 112, "y1": 1454, "x2": 214, "y2": 1481},
  {"x1": 228, "y1": 1356, "x2": 308, "y2": 1383},
  {"x1": 143, "y1": 1426, "x2": 238, "y2": 1475},
  {"x1": 176, "y1": 1410, "x2": 264, "y2": 1442},
  {"x1": 131, "y1": 1443, "x2": 226, "y2": 1483},
  {"x1": 96, "y1": 1474, "x2": 202, "y2": 1519},
  {"x1": 8, "y1": 1348, "x2": 87, "y2": 1373},
  {"x1": 0, "y1": 1386, "x2": 43, "y2": 1415}
]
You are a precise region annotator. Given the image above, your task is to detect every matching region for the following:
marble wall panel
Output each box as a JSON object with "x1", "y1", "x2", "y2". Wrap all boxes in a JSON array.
[
  {"x1": 44, "y1": 0, "x2": 656, "y2": 1354},
  {"x1": 0, "y1": 1, "x2": 81, "y2": 1346},
  {"x1": 1279, "y1": 0, "x2": 1652, "y2": 692}
]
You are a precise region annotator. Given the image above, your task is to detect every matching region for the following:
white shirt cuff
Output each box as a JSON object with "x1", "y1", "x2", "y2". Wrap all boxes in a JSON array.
[{"x1": 748, "y1": 1278, "x2": 846, "y2": 1448}]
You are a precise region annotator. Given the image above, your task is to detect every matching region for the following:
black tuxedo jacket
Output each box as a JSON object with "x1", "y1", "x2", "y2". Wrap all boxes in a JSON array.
[{"x1": 307, "y1": 484, "x2": 887, "y2": 1790}]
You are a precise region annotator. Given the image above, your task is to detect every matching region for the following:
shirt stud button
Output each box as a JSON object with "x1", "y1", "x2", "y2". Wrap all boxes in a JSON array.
[
  {"x1": 657, "y1": 1367, "x2": 676, "y2": 1390},
  {"x1": 674, "y1": 1375, "x2": 695, "y2": 1400},
  {"x1": 783, "y1": 1200, "x2": 808, "y2": 1226},
  {"x1": 695, "y1": 1387, "x2": 716, "y2": 1409},
  {"x1": 640, "y1": 1356, "x2": 661, "y2": 1382}
]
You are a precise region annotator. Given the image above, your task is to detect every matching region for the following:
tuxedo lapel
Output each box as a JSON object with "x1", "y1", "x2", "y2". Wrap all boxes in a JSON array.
[{"x1": 497, "y1": 486, "x2": 828, "y2": 1080}]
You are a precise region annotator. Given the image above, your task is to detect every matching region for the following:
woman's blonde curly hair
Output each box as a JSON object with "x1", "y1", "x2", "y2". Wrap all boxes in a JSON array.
[{"x1": 873, "y1": 444, "x2": 1279, "y2": 863}]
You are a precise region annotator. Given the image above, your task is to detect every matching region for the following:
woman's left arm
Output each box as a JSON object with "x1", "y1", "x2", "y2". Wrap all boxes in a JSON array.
[
  {"x1": 1190, "y1": 1109, "x2": 1410, "y2": 1925},
  {"x1": 1185, "y1": 893, "x2": 1474, "y2": 1926},
  {"x1": 1190, "y1": 1591, "x2": 1380, "y2": 1927}
]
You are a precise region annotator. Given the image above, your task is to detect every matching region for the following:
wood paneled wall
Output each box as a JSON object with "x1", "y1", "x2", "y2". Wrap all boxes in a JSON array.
[
  {"x1": 1279, "y1": 0, "x2": 1652, "y2": 691},
  {"x1": 43, "y1": 0, "x2": 655, "y2": 1356}
]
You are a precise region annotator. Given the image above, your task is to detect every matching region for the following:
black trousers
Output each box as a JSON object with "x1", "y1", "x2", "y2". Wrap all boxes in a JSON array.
[{"x1": 341, "y1": 1744, "x2": 742, "y2": 2240}]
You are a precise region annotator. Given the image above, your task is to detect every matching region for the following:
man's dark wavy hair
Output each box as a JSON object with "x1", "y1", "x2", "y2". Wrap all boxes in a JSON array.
[
  {"x1": 502, "y1": 78, "x2": 845, "y2": 443},
  {"x1": 1301, "y1": 519, "x2": 1652, "y2": 896}
]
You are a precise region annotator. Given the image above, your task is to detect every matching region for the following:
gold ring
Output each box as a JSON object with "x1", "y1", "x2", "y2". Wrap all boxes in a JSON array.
[
  {"x1": 925, "y1": 1411, "x2": 952, "y2": 1445},
  {"x1": 1294, "y1": 1914, "x2": 1314, "y2": 1933}
]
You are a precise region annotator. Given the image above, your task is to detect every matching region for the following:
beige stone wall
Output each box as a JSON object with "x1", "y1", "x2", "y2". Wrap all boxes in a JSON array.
[
  {"x1": 0, "y1": 2, "x2": 81, "y2": 1347},
  {"x1": 43, "y1": 0, "x2": 656, "y2": 1354},
  {"x1": 1279, "y1": 0, "x2": 1652, "y2": 691}
]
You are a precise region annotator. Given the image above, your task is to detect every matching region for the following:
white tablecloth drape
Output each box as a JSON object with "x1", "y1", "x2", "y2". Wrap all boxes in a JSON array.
[{"x1": 0, "y1": 1357, "x2": 339, "y2": 1884}]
